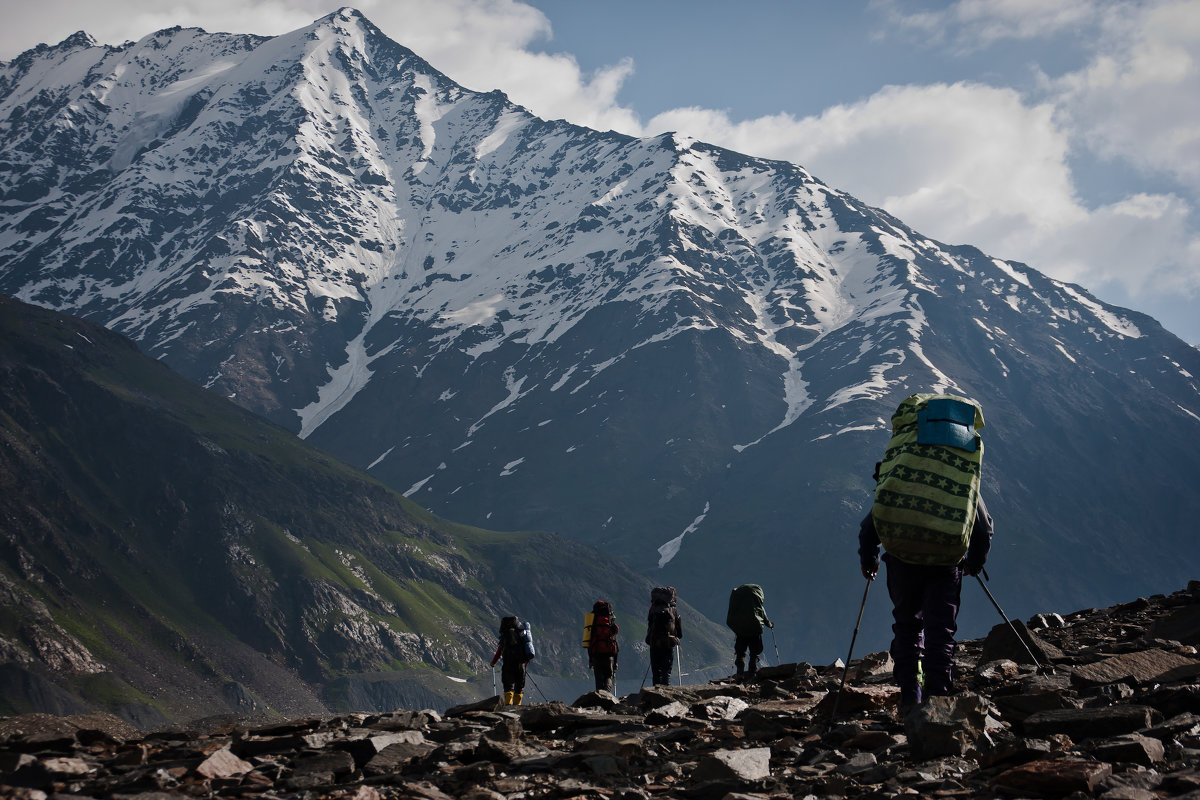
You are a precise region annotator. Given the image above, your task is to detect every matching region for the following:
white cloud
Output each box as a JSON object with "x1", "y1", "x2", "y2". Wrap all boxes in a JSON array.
[
  {"x1": 872, "y1": 0, "x2": 1101, "y2": 51},
  {"x1": 1037, "y1": 193, "x2": 1200, "y2": 293},
  {"x1": 638, "y1": 2, "x2": 1200, "y2": 339},
  {"x1": 1051, "y1": 0, "x2": 1200, "y2": 192},
  {"x1": 647, "y1": 83, "x2": 1086, "y2": 258},
  {"x1": 355, "y1": 0, "x2": 642, "y2": 133},
  {"x1": 0, "y1": 0, "x2": 320, "y2": 54}
]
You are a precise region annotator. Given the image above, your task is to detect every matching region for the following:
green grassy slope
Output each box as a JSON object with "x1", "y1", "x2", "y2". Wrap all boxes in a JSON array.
[{"x1": 0, "y1": 295, "x2": 727, "y2": 724}]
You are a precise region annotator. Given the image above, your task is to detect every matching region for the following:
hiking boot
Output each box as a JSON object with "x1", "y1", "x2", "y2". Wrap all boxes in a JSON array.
[
  {"x1": 897, "y1": 689, "x2": 921, "y2": 718},
  {"x1": 513, "y1": 692, "x2": 523, "y2": 706},
  {"x1": 503, "y1": 691, "x2": 514, "y2": 705}
]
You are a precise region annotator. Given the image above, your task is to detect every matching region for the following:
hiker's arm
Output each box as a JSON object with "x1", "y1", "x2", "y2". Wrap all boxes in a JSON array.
[
  {"x1": 858, "y1": 512, "x2": 880, "y2": 579},
  {"x1": 675, "y1": 613, "x2": 683, "y2": 640},
  {"x1": 757, "y1": 606, "x2": 772, "y2": 628},
  {"x1": 490, "y1": 643, "x2": 502, "y2": 666},
  {"x1": 963, "y1": 496, "x2": 994, "y2": 574}
]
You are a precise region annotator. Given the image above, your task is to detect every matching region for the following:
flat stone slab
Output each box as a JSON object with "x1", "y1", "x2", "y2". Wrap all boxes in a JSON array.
[
  {"x1": 1072, "y1": 648, "x2": 1200, "y2": 686},
  {"x1": 692, "y1": 747, "x2": 771, "y2": 782},
  {"x1": 195, "y1": 747, "x2": 253, "y2": 779},
  {"x1": 1022, "y1": 705, "x2": 1157, "y2": 740},
  {"x1": 1086, "y1": 733, "x2": 1165, "y2": 766},
  {"x1": 992, "y1": 758, "x2": 1113, "y2": 795}
]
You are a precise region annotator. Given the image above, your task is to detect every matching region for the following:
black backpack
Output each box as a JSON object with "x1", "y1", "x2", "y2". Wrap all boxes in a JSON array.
[
  {"x1": 650, "y1": 586, "x2": 676, "y2": 606},
  {"x1": 646, "y1": 587, "x2": 678, "y2": 648},
  {"x1": 500, "y1": 616, "x2": 523, "y2": 657}
]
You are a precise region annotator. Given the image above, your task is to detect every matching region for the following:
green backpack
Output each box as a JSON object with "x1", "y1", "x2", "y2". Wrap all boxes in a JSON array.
[
  {"x1": 726, "y1": 584, "x2": 767, "y2": 637},
  {"x1": 871, "y1": 393, "x2": 985, "y2": 566}
]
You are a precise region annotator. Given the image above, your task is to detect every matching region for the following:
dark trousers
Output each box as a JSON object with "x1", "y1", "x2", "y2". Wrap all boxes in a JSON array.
[
  {"x1": 884, "y1": 553, "x2": 962, "y2": 702},
  {"x1": 591, "y1": 654, "x2": 616, "y2": 693},
  {"x1": 500, "y1": 659, "x2": 527, "y2": 693},
  {"x1": 734, "y1": 634, "x2": 764, "y2": 675},
  {"x1": 649, "y1": 645, "x2": 674, "y2": 686}
]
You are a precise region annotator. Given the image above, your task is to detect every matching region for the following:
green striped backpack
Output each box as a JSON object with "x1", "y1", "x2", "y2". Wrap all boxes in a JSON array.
[{"x1": 871, "y1": 393, "x2": 984, "y2": 566}]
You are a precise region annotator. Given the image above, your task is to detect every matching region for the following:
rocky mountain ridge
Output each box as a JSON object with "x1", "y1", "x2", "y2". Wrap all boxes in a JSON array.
[
  {"x1": 2, "y1": 8, "x2": 1199, "y2": 658},
  {"x1": 2, "y1": 582, "x2": 1198, "y2": 799}
]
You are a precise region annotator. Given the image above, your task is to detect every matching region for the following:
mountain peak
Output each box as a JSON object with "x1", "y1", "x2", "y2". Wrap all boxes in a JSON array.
[
  {"x1": 334, "y1": 6, "x2": 367, "y2": 22},
  {"x1": 56, "y1": 30, "x2": 99, "y2": 51},
  {"x1": 311, "y1": 6, "x2": 380, "y2": 40},
  {"x1": 3, "y1": 30, "x2": 98, "y2": 65}
]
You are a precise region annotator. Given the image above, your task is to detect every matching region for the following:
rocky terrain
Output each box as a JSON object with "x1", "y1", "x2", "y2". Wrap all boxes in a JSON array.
[{"x1": 2, "y1": 582, "x2": 1197, "y2": 799}]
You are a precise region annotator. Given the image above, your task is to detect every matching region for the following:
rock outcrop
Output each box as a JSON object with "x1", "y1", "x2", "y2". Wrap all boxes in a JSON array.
[{"x1": 2, "y1": 583, "x2": 1199, "y2": 799}]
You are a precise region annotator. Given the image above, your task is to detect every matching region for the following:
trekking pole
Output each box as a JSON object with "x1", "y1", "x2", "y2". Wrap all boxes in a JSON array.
[
  {"x1": 491, "y1": 666, "x2": 498, "y2": 698},
  {"x1": 640, "y1": 661, "x2": 650, "y2": 691},
  {"x1": 525, "y1": 672, "x2": 550, "y2": 703},
  {"x1": 828, "y1": 575, "x2": 872, "y2": 730},
  {"x1": 675, "y1": 645, "x2": 682, "y2": 686},
  {"x1": 769, "y1": 626, "x2": 780, "y2": 666},
  {"x1": 975, "y1": 573, "x2": 1043, "y2": 670}
]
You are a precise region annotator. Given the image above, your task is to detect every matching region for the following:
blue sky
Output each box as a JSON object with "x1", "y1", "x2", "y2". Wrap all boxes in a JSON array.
[{"x1": 4, "y1": 0, "x2": 1199, "y2": 344}]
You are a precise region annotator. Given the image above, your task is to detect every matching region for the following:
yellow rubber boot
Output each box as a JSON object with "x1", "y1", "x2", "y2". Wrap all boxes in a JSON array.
[
  {"x1": 503, "y1": 691, "x2": 514, "y2": 705},
  {"x1": 513, "y1": 692, "x2": 523, "y2": 706}
]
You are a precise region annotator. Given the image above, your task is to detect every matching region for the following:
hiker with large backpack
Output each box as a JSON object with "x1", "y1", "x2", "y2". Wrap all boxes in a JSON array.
[
  {"x1": 583, "y1": 600, "x2": 620, "y2": 693},
  {"x1": 490, "y1": 615, "x2": 535, "y2": 705},
  {"x1": 645, "y1": 586, "x2": 683, "y2": 686},
  {"x1": 858, "y1": 393, "x2": 994, "y2": 715},
  {"x1": 726, "y1": 584, "x2": 773, "y2": 680}
]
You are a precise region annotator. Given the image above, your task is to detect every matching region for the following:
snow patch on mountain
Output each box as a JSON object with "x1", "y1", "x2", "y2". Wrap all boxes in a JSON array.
[
  {"x1": 467, "y1": 368, "x2": 532, "y2": 437},
  {"x1": 474, "y1": 110, "x2": 526, "y2": 166},
  {"x1": 1057, "y1": 284, "x2": 1142, "y2": 338},
  {"x1": 298, "y1": 331, "x2": 375, "y2": 438},
  {"x1": 367, "y1": 447, "x2": 395, "y2": 469},
  {"x1": 657, "y1": 502, "x2": 710, "y2": 568},
  {"x1": 992, "y1": 258, "x2": 1032, "y2": 288}
]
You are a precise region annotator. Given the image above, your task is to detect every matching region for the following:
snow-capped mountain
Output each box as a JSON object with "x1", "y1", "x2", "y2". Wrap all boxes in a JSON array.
[{"x1": 3, "y1": 8, "x2": 1198, "y2": 658}]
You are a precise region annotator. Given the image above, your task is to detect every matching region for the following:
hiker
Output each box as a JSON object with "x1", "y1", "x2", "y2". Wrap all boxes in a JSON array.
[
  {"x1": 645, "y1": 586, "x2": 683, "y2": 686},
  {"x1": 726, "y1": 584, "x2": 773, "y2": 679},
  {"x1": 857, "y1": 393, "x2": 994, "y2": 715},
  {"x1": 584, "y1": 600, "x2": 619, "y2": 693},
  {"x1": 490, "y1": 616, "x2": 535, "y2": 705}
]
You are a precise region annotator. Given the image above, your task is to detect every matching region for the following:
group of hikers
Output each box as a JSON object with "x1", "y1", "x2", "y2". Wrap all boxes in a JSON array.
[
  {"x1": 488, "y1": 581, "x2": 759, "y2": 705},
  {"x1": 490, "y1": 392, "x2": 994, "y2": 717}
]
